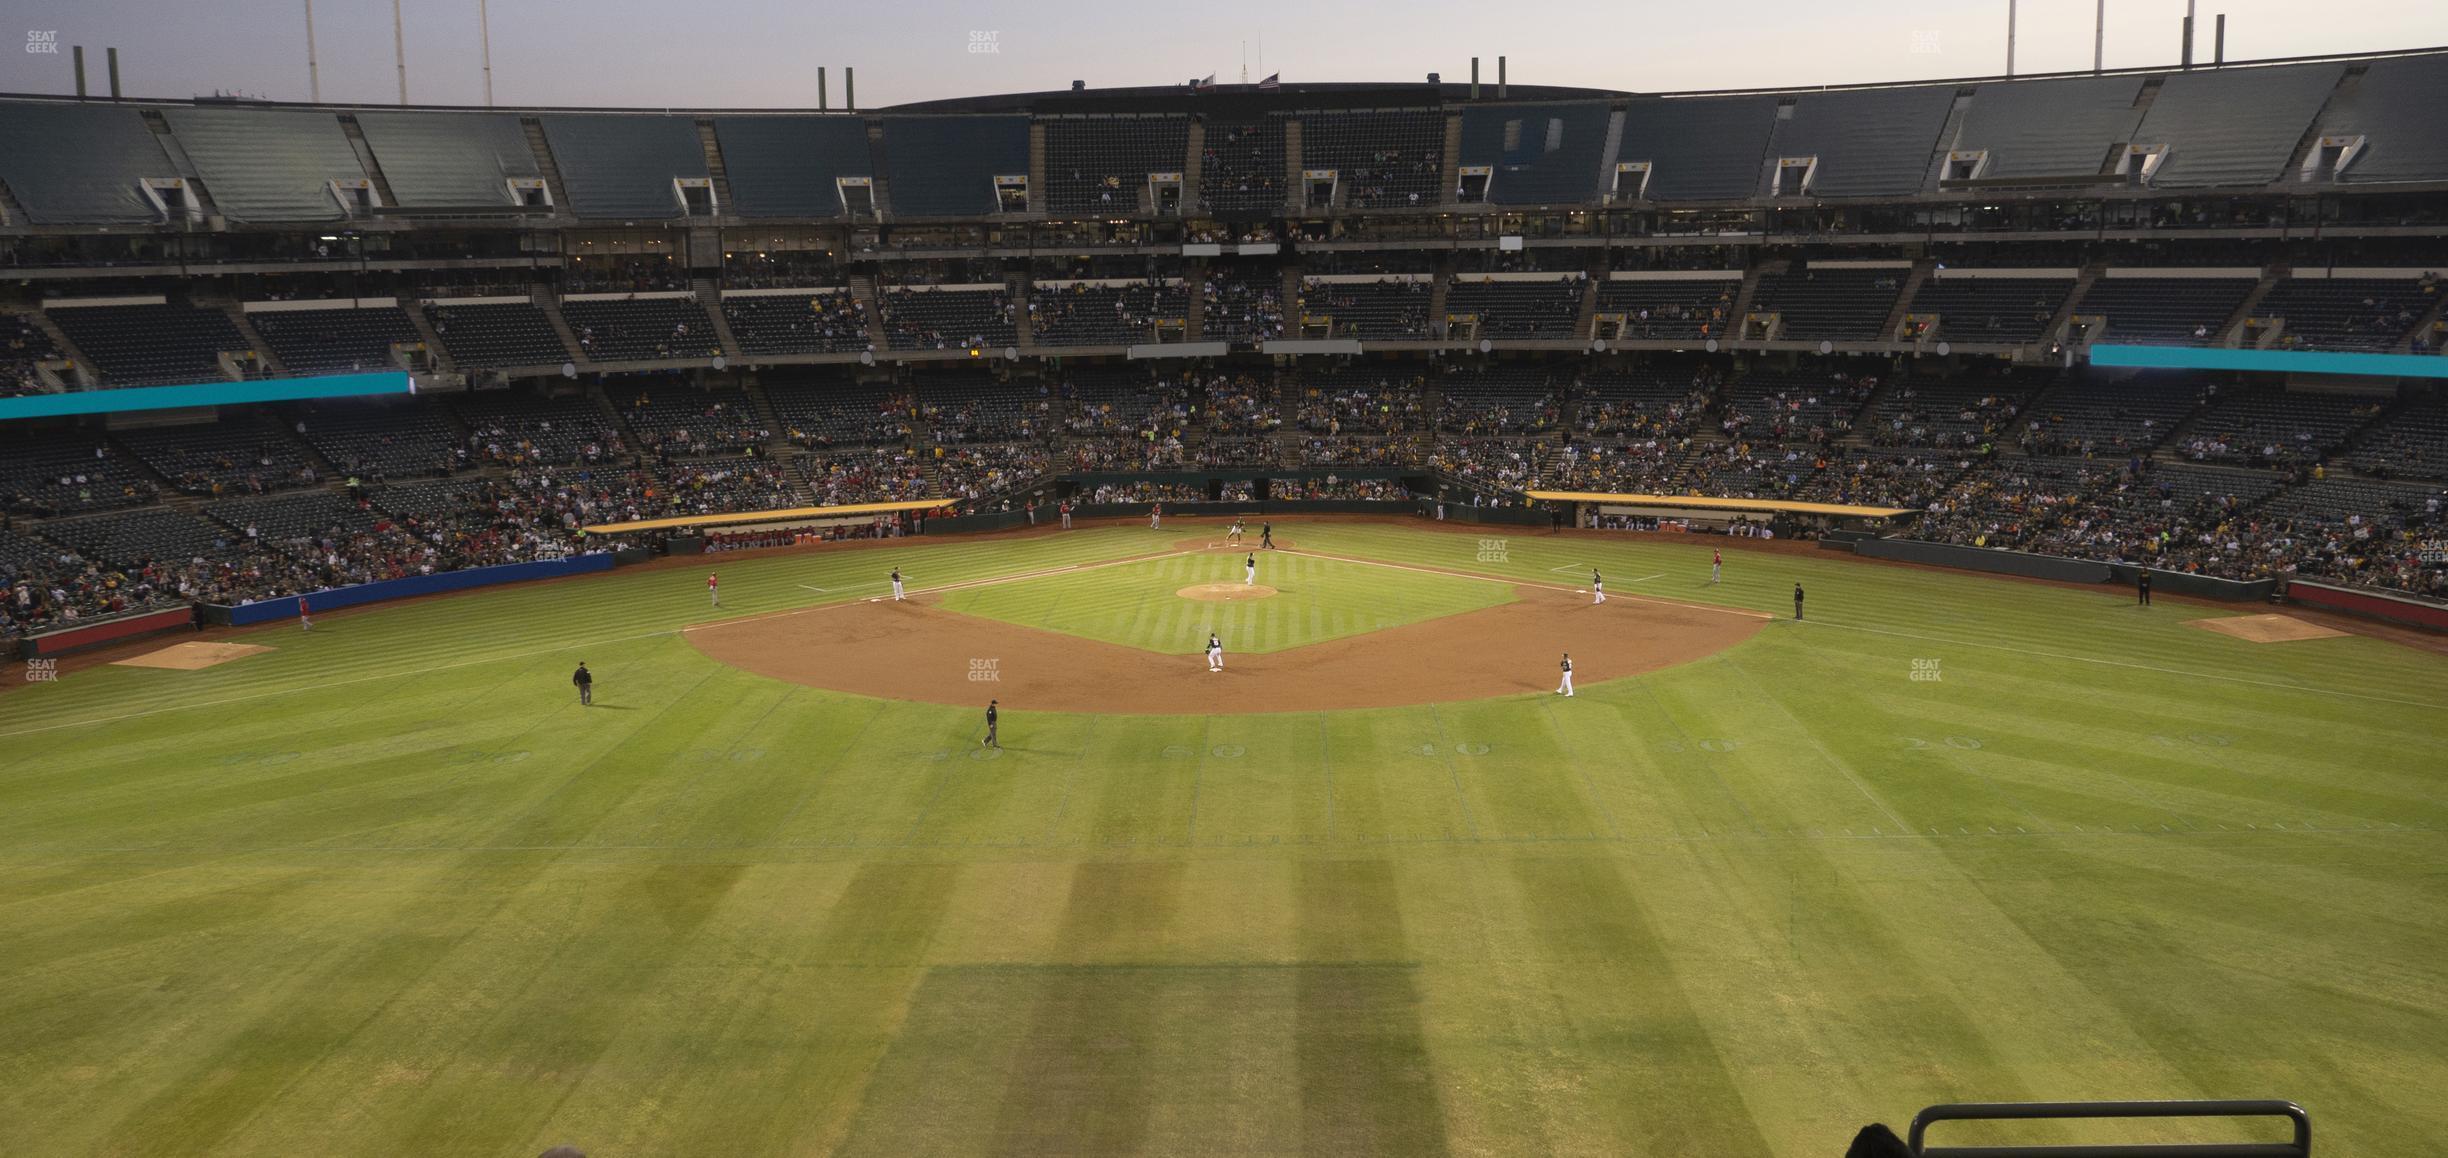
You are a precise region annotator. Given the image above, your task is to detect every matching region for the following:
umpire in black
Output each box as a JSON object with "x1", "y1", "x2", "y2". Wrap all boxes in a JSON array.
[
  {"x1": 1793, "y1": 583, "x2": 1805, "y2": 621},
  {"x1": 572, "y1": 662, "x2": 593, "y2": 706},
  {"x1": 983, "y1": 699, "x2": 999, "y2": 748},
  {"x1": 2137, "y1": 570, "x2": 2153, "y2": 606}
]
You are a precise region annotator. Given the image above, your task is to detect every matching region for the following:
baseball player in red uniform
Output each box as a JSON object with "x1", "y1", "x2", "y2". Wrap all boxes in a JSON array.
[
  {"x1": 707, "y1": 572, "x2": 720, "y2": 608},
  {"x1": 1150, "y1": 503, "x2": 1163, "y2": 531},
  {"x1": 1711, "y1": 548, "x2": 1722, "y2": 585}
]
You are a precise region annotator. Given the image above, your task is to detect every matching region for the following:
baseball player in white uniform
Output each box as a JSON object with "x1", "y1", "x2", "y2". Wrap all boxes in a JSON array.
[
  {"x1": 891, "y1": 567, "x2": 905, "y2": 601},
  {"x1": 1206, "y1": 632, "x2": 1225, "y2": 672},
  {"x1": 1591, "y1": 569, "x2": 1605, "y2": 605},
  {"x1": 1556, "y1": 652, "x2": 1574, "y2": 696},
  {"x1": 1228, "y1": 517, "x2": 1246, "y2": 543},
  {"x1": 1244, "y1": 553, "x2": 1257, "y2": 585}
]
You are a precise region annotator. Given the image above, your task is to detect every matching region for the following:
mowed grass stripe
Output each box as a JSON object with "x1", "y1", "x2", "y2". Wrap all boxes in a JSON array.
[{"x1": 2, "y1": 519, "x2": 2445, "y2": 1155}]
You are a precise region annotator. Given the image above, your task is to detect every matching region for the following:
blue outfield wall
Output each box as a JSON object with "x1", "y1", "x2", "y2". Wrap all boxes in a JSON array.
[{"x1": 208, "y1": 553, "x2": 614, "y2": 627}]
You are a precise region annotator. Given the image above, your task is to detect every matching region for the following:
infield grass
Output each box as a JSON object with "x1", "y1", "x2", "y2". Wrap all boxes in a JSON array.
[
  {"x1": 2, "y1": 517, "x2": 2444, "y2": 1156},
  {"x1": 935, "y1": 546, "x2": 1513, "y2": 654}
]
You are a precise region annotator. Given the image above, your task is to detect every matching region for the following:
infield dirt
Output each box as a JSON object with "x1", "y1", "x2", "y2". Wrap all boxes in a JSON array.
[{"x1": 687, "y1": 580, "x2": 1765, "y2": 713}]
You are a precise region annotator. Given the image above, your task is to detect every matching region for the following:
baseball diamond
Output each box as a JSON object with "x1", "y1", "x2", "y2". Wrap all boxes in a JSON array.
[
  {"x1": 5, "y1": 11, "x2": 2448, "y2": 1156},
  {"x1": 4, "y1": 517, "x2": 2446, "y2": 1156}
]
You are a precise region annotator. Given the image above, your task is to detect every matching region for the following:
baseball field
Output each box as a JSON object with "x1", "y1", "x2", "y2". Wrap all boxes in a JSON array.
[{"x1": 2, "y1": 517, "x2": 2443, "y2": 1156}]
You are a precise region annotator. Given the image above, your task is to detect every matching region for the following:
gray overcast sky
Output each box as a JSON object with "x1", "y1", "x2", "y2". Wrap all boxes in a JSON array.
[{"x1": 1, "y1": 0, "x2": 2442, "y2": 108}]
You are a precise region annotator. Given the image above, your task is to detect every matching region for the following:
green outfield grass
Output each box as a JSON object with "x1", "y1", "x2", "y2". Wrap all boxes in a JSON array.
[
  {"x1": 2, "y1": 518, "x2": 2444, "y2": 1156},
  {"x1": 934, "y1": 546, "x2": 1513, "y2": 653}
]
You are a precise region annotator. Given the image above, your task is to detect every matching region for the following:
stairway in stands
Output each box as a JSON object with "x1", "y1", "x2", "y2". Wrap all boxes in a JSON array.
[
  {"x1": 694, "y1": 275, "x2": 742, "y2": 360},
  {"x1": 850, "y1": 273, "x2": 890, "y2": 350},
  {"x1": 693, "y1": 120, "x2": 735, "y2": 215},
  {"x1": 519, "y1": 118, "x2": 573, "y2": 217},
  {"x1": 336, "y1": 114, "x2": 400, "y2": 209},
  {"x1": 537, "y1": 287, "x2": 587, "y2": 366},
  {"x1": 0, "y1": 175, "x2": 31, "y2": 226},
  {"x1": 2217, "y1": 267, "x2": 2288, "y2": 346},
  {"x1": 1882, "y1": 260, "x2": 1936, "y2": 344},
  {"x1": 1437, "y1": 113, "x2": 1463, "y2": 208}
]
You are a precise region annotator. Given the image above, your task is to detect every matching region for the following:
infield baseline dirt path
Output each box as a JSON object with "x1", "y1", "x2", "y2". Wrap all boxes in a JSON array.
[{"x1": 686, "y1": 546, "x2": 1768, "y2": 714}]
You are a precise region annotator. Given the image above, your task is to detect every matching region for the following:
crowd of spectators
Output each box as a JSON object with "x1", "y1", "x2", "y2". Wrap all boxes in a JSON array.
[
  {"x1": 1293, "y1": 373, "x2": 1429, "y2": 434},
  {"x1": 1299, "y1": 436, "x2": 1420, "y2": 468},
  {"x1": 1427, "y1": 439, "x2": 1538, "y2": 491},
  {"x1": 935, "y1": 443, "x2": 1051, "y2": 501},
  {"x1": 1202, "y1": 271, "x2": 1287, "y2": 342},
  {"x1": 5, "y1": 315, "x2": 52, "y2": 397},
  {"x1": 9, "y1": 356, "x2": 2448, "y2": 645},
  {"x1": 1084, "y1": 481, "x2": 1208, "y2": 504},
  {"x1": 801, "y1": 449, "x2": 930, "y2": 506},
  {"x1": 1284, "y1": 477, "x2": 1410, "y2": 500},
  {"x1": 1068, "y1": 434, "x2": 1188, "y2": 470}
]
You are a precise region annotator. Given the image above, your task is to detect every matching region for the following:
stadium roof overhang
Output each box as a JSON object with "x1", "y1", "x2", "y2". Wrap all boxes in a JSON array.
[
  {"x1": 1523, "y1": 491, "x2": 1919, "y2": 519},
  {"x1": 582, "y1": 499, "x2": 954, "y2": 535}
]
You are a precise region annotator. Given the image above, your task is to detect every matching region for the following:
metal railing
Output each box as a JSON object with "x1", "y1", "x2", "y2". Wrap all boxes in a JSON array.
[{"x1": 1910, "y1": 1100, "x2": 2310, "y2": 1157}]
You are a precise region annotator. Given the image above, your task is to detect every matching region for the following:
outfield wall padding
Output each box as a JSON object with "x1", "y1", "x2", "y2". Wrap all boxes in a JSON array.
[
  {"x1": 2103, "y1": 564, "x2": 2279, "y2": 603},
  {"x1": 1852, "y1": 538, "x2": 2114, "y2": 584},
  {"x1": 927, "y1": 511, "x2": 1034, "y2": 534},
  {"x1": 17, "y1": 604, "x2": 196, "y2": 659},
  {"x1": 2286, "y1": 580, "x2": 2448, "y2": 631},
  {"x1": 204, "y1": 553, "x2": 615, "y2": 627},
  {"x1": 1427, "y1": 503, "x2": 1556, "y2": 528}
]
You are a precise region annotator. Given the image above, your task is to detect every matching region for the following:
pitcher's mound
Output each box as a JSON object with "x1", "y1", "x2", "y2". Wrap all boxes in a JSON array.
[
  {"x1": 112, "y1": 641, "x2": 273, "y2": 670},
  {"x1": 1179, "y1": 583, "x2": 1278, "y2": 602},
  {"x1": 2188, "y1": 614, "x2": 2348, "y2": 643}
]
